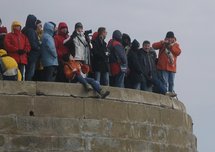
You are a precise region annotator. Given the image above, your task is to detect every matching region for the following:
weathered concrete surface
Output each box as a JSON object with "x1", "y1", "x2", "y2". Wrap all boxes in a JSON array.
[{"x1": 0, "y1": 80, "x2": 197, "y2": 152}]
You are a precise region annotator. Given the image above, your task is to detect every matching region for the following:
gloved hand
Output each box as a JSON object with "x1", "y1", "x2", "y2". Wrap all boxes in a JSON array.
[{"x1": 17, "y1": 50, "x2": 26, "y2": 55}]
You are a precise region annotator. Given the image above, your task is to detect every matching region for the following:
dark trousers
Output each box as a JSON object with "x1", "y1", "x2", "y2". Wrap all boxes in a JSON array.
[
  {"x1": 141, "y1": 72, "x2": 167, "y2": 94},
  {"x1": 56, "y1": 61, "x2": 68, "y2": 82},
  {"x1": 43, "y1": 66, "x2": 57, "y2": 82},
  {"x1": 18, "y1": 64, "x2": 25, "y2": 81}
]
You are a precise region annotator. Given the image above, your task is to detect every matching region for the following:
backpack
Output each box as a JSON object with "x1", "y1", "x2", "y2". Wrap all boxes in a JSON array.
[{"x1": 0, "y1": 56, "x2": 18, "y2": 80}]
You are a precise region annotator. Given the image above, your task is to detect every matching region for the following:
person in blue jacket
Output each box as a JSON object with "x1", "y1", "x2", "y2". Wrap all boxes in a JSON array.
[
  {"x1": 22, "y1": 14, "x2": 41, "y2": 81},
  {"x1": 41, "y1": 22, "x2": 58, "y2": 81},
  {"x1": 108, "y1": 30, "x2": 127, "y2": 88}
]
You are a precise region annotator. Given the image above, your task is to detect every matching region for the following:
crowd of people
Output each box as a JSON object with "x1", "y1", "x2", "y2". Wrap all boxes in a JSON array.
[{"x1": 0, "y1": 15, "x2": 181, "y2": 98}]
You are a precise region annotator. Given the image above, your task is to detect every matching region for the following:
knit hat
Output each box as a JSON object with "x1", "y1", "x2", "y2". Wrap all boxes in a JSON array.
[
  {"x1": 75, "y1": 22, "x2": 83, "y2": 29},
  {"x1": 0, "y1": 26, "x2": 7, "y2": 35},
  {"x1": 165, "y1": 31, "x2": 175, "y2": 38},
  {"x1": 11, "y1": 21, "x2": 22, "y2": 32},
  {"x1": 112, "y1": 30, "x2": 122, "y2": 41},
  {"x1": 131, "y1": 39, "x2": 140, "y2": 49}
]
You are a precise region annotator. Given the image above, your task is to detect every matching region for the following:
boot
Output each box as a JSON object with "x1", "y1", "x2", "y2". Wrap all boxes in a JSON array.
[
  {"x1": 99, "y1": 89, "x2": 110, "y2": 99},
  {"x1": 165, "y1": 92, "x2": 177, "y2": 97},
  {"x1": 84, "y1": 84, "x2": 93, "y2": 92}
]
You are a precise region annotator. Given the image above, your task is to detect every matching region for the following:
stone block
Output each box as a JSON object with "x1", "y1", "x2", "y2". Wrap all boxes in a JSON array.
[
  {"x1": 151, "y1": 126, "x2": 168, "y2": 143},
  {"x1": 0, "y1": 135, "x2": 4, "y2": 146},
  {"x1": 0, "y1": 116, "x2": 17, "y2": 134},
  {"x1": 89, "y1": 137, "x2": 127, "y2": 152},
  {"x1": 84, "y1": 99, "x2": 129, "y2": 121},
  {"x1": 10, "y1": 135, "x2": 52, "y2": 150},
  {"x1": 0, "y1": 81, "x2": 36, "y2": 96},
  {"x1": 51, "y1": 136, "x2": 85, "y2": 151},
  {"x1": 160, "y1": 108, "x2": 187, "y2": 128},
  {"x1": 128, "y1": 103, "x2": 161, "y2": 124},
  {"x1": 34, "y1": 96, "x2": 84, "y2": 118},
  {"x1": 0, "y1": 95, "x2": 34, "y2": 116},
  {"x1": 127, "y1": 140, "x2": 149, "y2": 152}
]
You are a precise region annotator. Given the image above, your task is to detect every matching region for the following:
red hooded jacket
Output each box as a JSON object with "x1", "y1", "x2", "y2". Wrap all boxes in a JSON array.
[
  {"x1": 4, "y1": 21, "x2": 31, "y2": 64},
  {"x1": 54, "y1": 22, "x2": 69, "y2": 62}
]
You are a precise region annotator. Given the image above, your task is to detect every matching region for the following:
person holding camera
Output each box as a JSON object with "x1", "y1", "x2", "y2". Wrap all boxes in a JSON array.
[
  {"x1": 4, "y1": 21, "x2": 31, "y2": 80},
  {"x1": 91, "y1": 27, "x2": 110, "y2": 86},
  {"x1": 64, "y1": 22, "x2": 90, "y2": 66},
  {"x1": 152, "y1": 31, "x2": 181, "y2": 96}
]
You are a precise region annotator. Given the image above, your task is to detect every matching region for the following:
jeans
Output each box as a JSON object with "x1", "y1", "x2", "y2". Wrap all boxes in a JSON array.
[
  {"x1": 111, "y1": 72, "x2": 125, "y2": 88},
  {"x1": 158, "y1": 70, "x2": 175, "y2": 92},
  {"x1": 76, "y1": 75, "x2": 101, "y2": 93},
  {"x1": 95, "y1": 72, "x2": 109, "y2": 86},
  {"x1": 141, "y1": 72, "x2": 167, "y2": 94},
  {"x1": 43, "y1": 66, "x2": 57, "y2": 82},
  {"x1": 26, "y1": 51, "x2": 40, "y2": 81},
  {"x1": 18, "y1": 64, "x2": 25, "y2": 81}
]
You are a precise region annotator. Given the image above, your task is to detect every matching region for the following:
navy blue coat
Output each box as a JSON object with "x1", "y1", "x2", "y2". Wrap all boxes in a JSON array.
[{"x1": 22, "y1": 15, "x2": 41, "y2": 62}]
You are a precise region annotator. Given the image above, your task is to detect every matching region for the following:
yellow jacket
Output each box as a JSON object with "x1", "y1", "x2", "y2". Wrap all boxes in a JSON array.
[{"x1": 0, "y1": 49, "x2": 22, "y2": 81}]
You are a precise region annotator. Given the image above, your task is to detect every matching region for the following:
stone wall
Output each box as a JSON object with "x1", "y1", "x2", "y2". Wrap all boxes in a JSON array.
[{"x1": 0, "y1": 81, "x2": 197, "y2": 152}]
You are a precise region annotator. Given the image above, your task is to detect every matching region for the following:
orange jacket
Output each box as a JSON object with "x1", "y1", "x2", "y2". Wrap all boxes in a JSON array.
[
  {"x1": 152, "y1": 41, "x2": 181, "y2": 72},
  {"x1": 64, "y1": 60, "x2": 90, "y2": 80}
]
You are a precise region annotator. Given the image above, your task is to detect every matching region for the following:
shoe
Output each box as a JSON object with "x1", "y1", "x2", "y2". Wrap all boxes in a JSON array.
[
  {"x1": 84, "y1": 84, "x2": 93, "y2": 92},
  {"x1": 165, "y1": 92, "x2": 177, "y2": 97},
  {"x1": 99, "y1": 90, "x2": 110, "y2": 99}
]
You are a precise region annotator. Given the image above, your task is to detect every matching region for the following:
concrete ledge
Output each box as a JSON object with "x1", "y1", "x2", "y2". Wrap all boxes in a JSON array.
[{"x1": 0, "y1": 81, "x2": 186, "y2": 112}]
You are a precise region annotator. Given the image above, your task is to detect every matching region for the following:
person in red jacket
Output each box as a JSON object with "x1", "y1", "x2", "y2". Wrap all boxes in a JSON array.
[
  {"x1": 54, "y1": 22, "x2": 69, "y2": 82},
  {"x1": 152, "y1": 31, "x2": 181, "y2": 96},
  {"x1": 4, "y1": 21, "x2": 31, "y2": 80}
]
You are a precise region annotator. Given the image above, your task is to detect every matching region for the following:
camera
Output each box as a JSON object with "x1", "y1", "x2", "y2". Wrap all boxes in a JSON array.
[{"x1": 84, "y1": 29, "x2": 92, "y2": 36}]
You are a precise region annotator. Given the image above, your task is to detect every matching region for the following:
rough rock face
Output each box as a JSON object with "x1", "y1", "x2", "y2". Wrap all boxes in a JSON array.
[{"x1": 0, "y1": 81, "x2": 197, "y2": 152}]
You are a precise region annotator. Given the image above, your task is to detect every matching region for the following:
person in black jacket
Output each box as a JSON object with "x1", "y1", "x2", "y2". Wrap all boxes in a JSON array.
[
  {"x1": 91, "y1": 27, "x2": 109, "y2": 85},
  {"x1": 0, "y1": 26, "x2": 7, "y2": 50},
  {"x1": 138, "y1": 40, "x2": 167, "y2": 95},
  {"x1": 127, "y1": 39, "x2": 143, "y2": 89},
  {"x1": 22, "y1": 14, "x2": 41, "y2": 81}
]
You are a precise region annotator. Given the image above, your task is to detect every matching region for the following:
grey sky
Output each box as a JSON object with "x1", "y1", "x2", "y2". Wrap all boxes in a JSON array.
[{"x1": 1, "y1": 0, "x2": 214, "y2": 151}]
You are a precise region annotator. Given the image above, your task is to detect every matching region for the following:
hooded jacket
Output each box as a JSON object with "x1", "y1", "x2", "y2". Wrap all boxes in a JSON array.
[
  {"x1": 108, "y1": 30, "x2": 127, "y2": 65},
  {"x1": 152, "y1": 40, "x2": 181, "y2": 72},
  {"x1": 4, "y1": 21, "x2": 31, "y2": 64},
  {"x1": 0, "y1": 49, "x2": 22, "y2": 81},
  {"x1": 54, "y1": 22, "x2": 69, "y2": 61},
  {"x1": 22, "y1": 15, "x2": 41, "y2": 53},
  {"x1": 127, "y1": 40, "x2": 143, "y2": 83},
  {"x1": 41, "y1": 22, "x2": 58, "y2": 67}
]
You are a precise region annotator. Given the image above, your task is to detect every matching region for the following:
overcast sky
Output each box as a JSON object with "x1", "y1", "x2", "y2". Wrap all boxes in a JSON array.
[{"x1": 1, "y1": 0, "x2": 214, "y2": 151}]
